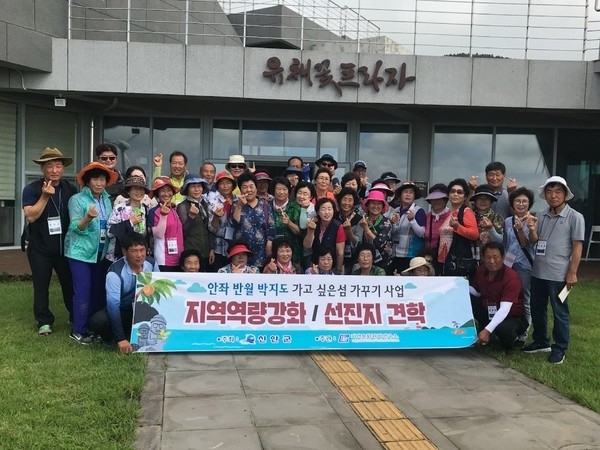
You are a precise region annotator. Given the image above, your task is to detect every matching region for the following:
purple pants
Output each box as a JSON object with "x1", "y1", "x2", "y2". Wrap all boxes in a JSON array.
[{"x1": 68, "y1": 256, "x2": 105, "y2": 334}]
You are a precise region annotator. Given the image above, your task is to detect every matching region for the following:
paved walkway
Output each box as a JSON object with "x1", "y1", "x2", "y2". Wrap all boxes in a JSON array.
[{"x1": 136, "y1": 349, "x2": 600, "y2": 450}]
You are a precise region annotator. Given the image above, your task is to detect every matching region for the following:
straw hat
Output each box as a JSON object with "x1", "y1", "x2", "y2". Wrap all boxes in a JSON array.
[
  {"x1": 76, "y1": 162, "x2": 119, "y2": 187},
  {"x1": 401, "y1": 257, "x2": 435, "y2": 276},
  {"x1": 33, "y1": 147, "x2": 73, "y2": 167}
]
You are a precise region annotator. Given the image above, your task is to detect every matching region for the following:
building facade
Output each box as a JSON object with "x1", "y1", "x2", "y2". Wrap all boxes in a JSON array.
[{"x1": 1, "y1": 0, "x2": 599, "y2": 253}]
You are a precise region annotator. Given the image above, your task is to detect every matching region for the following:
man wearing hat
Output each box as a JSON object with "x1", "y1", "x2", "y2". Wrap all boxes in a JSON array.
[
  {"x1": 523, "y1": 176, "x2": 585, "y2": 364},
  {"x1": 352, "y1": 160, "x2": 370, "y2": 198},
  {"x1": 471, "y1": 184, "x2": 504, "y2": 261},
  {"x1": 226, "y1": 154, "x2": 251, "y2": 195},
  {"x1": 22, "y1": 147, "x2": 78, "y2": 336},
  {"x1": 314, "y1": 154, "x2": 340, "y2": 192}
]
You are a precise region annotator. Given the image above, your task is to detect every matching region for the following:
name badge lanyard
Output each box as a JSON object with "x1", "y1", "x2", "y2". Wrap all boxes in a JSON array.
[
  {"x1": 537, "y1": 215, "x2": 560, "y2": 255},
  {"x1": 96, "y1": 198, "x2": 108, "y2": 246},
  {"x1": 49, "y1": 189, "x2": 63, "y2": 254}
]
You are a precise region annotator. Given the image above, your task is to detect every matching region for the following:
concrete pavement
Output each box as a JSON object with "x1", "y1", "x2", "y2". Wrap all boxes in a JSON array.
[{"x1": 136, "y1": 349, "x2": 600, "y2": 450}]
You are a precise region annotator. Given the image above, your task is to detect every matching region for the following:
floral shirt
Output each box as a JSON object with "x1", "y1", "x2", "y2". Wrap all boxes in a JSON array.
[
  {"x1": 106, "y1": 200, "x2": 149, "y2": 262},
  {"x1": 363, "y1": 214, "x2": 393, "y2": 269},
  {"x1": 218, "y1": 264, "x2": 259, "y2": 274},
  {"x1": 232, "y1": 197, "x2": 276, "y2": 268}
]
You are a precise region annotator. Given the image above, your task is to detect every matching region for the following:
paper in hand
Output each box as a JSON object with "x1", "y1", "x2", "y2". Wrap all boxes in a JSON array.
[{"x1": 558, "y1": 285, "x2": 570, "y2": 303}]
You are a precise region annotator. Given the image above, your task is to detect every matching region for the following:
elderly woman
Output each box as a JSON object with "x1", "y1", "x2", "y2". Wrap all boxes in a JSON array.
[
  {"x1": 503, "y1": 187, "x2": 536, "y2": 346},
  {"x1": 389, "y1": 181, "x2": 426, "y2": 274},
  {"x1": 306, "y1": 246, "x2": 337, "y2": 275},
  {"x1": 438, "y1": 178, "x2": 480, "y2": 277},
  {"x1": 312, "y1": 168, "x2": 336, "y2": 204},
  {"x1": 177, "y1": 175, "x2": 214, "y2": 271},
  {"x1": 340, "y1": 172, "x2": 361, "y2": 192},
  {"x1": 335, "y1": 187, "x2": 363, "y2": 274},
  {"x1": 359, "y1": 190, "x2": 393, "y2": 272},
  {"x1": 147, "y1": 176, "x2": 184, "y2": 272},
  {"x1": 105, "y1": 175, "x2": 150, "y2": 264},
  {"x1": 207, "y1": 170, "x2": 238, "y2": 271},
  {"x1": 270, "y1": 176, "x2": 302, "y2": 265},
  {"x1": 424, "y1": 183, "x2": 450, "y2": 275},
  {"x1": 218, "y1": 240, "x2": 259, "y2": 274},
  {"x1": 65, "y1": 162, "x2": 118, "y2": 345},
  {"x1": 352, "y1": 242, "x2": 386, "y2": 276},
  {"x1": 304, "y1": 198, "x2": 345, "y2": 274},
  {"x1": 263, "y1": 236, "x2": 303, "y2": 274},
  {"x1": 232, "y1": 172, "x2": 275, "y2": 271},
  {"x1": 401, "y1": 256, "x2": 436, "y2": 276},
  {"x1": 471, "y1": 184, "x2": 504, "y2": 261},
  {"x1": 179, "y1": 248, "x2": 202, "y2": 273},
  {"x1": 113, "y1": 165, "x2": 157, "y2": 208}
]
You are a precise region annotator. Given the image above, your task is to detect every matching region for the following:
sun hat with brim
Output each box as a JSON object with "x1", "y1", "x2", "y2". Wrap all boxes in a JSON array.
[
  {"x1": 401, "y1": 256, "x2": 435, "y2": 276},
  {"x1": 122, "y1": 175, "x2": 149, "y2": 197},
  {"x1": 149, "y1": 176, "x2": 180, "y2": 198},
  {"x1": 226, "y1": 154, "x2": 246, "y2": 168},
  {"x1": 362, "y1": 189, "x2": 389, "y2": 214},
  {"x1": 315, "y1": 154, "x2": 338, "y2": 169},
  {"x1": 353, "y1": 160, "x2": 367, "y2": 170},
  {"x1": 33, "y1": 147, "x2": 73, "y2": 167},
  {"x1": 181, "y1": 176, "x2": 209, "y2": 196},
  {"x1": 227, "y1": 243, "x2": 253, "y2": 259},
  {"x1": 215, "y1": 170, "x2": 237, "y2": 188},
  {"x1": 382, "y1": 174, "x2": 401, "y2": 184},
  {"x1": 369, "y1": 182, "x2": 394, "y2": 198},
  {"x1": 425, "y1": 183, "x2": 449, "y2": 202},
  {"x1": 283, "y1": 166, "x2": 303, "y2": 176},
  {"x1": 395, "y1": 181, "x2": 422, "y2": 200},
  {"x1": 76, "y1": 162, "x2": 119, "y2": 187},
  {"x1": 255, "y1": 171, "x2": 272, "y2": 182},
  {"x1": 471, "y1": 184, "x2": 497, "y2": 202},
  {"x1": 538, "y1": 176, "x2": 574, "y2": 201}
]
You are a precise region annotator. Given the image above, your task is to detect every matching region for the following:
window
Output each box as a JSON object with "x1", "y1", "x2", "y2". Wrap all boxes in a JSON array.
[
  {"x1": 242, "y1": 121, "x2": 318, "y2": 158},
  {"x1": 213, "y1": 119, "x2": 240, "y2": 159},
  {"x1": 153, "y1": 118, "x2": 201, "y2": 174},
  {"x1": 359, "y1": 124, "x2": 409, "y2": 181},
  {"x1": 103, "y1": 117, "x2": 151, "y2": 177}
]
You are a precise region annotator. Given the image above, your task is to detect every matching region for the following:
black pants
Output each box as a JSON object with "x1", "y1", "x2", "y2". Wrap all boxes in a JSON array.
[
  {"x1": 89, "y1": 307, "x2": 133, "y2": 344},
  {"x1": 27, "y1": 247, "x2": 73, "y2": 326},
  {"x1": 472, "y1": 299, "x2": 527, "y2": 350}
]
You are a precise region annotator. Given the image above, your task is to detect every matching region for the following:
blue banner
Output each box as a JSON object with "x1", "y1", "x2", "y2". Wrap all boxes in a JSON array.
[{"x1": 131, "y1": 273, "x2": 477, "y2": 352}]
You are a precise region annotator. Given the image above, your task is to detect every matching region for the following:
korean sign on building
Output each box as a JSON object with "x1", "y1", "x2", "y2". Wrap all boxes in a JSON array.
[
  {"x1": 262, "y1": 57, "x2": 416, "y2": 97},
  {"x1": 132, "y1": 273, "x2": 475, "y2": 352}
]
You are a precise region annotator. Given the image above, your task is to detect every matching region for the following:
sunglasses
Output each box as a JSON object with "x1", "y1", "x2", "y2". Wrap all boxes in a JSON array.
[
  {"x1": 449, "y1": 189, "x2": 465, "y2": 195},
  {"x1": 99, "y1": 156, "x2": 116, "y2": 162},
  {"x1": 229, "y1": 164, "x2": 246, "y2": 169},
  {"x1": 320, "y1": 162, "x2": 334, "y2": 167}
]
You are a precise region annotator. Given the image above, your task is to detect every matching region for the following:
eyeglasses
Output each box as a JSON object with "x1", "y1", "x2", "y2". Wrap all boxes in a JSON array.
[
  {"x1": 99, "y1": 156, "x2": 116, "y2": 162},
  {"x1": 513, "y1": 199, "x2": 529, "y2": 205},
  {"x1": 320, "y1": 162, "x2": 334, "y2": 167},
  {"x1": 229, "y1": 164, "x2": 245, "y2": 169},
  {"x1": 449, "y1": 189, "x2": 465, "y2": 195}
]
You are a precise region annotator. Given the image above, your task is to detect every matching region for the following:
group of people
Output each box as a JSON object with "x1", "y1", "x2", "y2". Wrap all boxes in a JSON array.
[{"x1": 23, "y1": 145, "x2": 584, "y2": 362}]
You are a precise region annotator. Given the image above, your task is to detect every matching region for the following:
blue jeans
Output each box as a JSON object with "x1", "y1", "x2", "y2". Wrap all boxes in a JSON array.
[
  {"x1": 513, "y1": 263, "x2": 532, "y2": 340},
  {"x1": 530, "y1": 277, "x2": 570, "y2": 352}
]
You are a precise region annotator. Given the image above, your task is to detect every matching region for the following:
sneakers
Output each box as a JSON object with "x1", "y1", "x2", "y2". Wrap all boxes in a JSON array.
[
  {"x1": 69, "y1": 332, "x2": 93, "y2": 346},
  {"x1": 38, "y1": 324, "x2": 52, "y2": 336},
  {"x1": 548, "y1": 349, "x2": 566, "y2": 364},
  {"x1": 522, "y1": 342, "x2": 551, "y2": 353}
]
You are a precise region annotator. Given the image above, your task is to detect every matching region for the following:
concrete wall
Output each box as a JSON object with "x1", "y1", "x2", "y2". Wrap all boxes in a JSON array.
[
  {"x1": 69, "y1": 0, "x2": 241, "y2": 46},
  {"x1": 0, "y1": 0, "x2": 67, "y2": 71},
  {"x1": 6, "y1": 40, "x2": 599, "y2": 111}
]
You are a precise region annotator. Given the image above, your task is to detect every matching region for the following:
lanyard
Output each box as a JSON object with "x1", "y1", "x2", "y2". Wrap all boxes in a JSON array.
[
  {"x1": 49, "y1": 188, "x2": 62, "y2": 215},
  {"x1": 539, "y1": 212, "x2": 562, "y2": 241}
]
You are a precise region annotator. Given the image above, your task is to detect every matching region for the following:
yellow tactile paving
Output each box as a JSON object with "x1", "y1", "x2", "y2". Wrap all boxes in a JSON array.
[{"x1": 311, "y1": 352, "x2": 438, "y2": 450}]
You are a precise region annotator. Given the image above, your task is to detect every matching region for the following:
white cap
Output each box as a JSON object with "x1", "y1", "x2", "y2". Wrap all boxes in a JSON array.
[{"x1": 538, "y1": 176, "x2": 574, "y2": 201}]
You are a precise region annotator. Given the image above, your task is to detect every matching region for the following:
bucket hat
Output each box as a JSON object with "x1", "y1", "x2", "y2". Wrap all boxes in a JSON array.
[
  {"x1": 76, "y1": 162, "x2": 119, "y2": 187},
  {"x1": 215, "y1": 170, "x2": 237, "y2": 188},
  {"x1": 401, "y1": 257, "x2": 435, "y2": 276},
  {"x1": 538, "y1": 176, "x2": 574, "y2": 201},
  {"x1": 283, "y1": 166, "x2": 303, "y2": 176},
  {"x1": 353, "y1": 160, "x2": 367, "y2": 170},
  {"x1": 122, "y1": 175, "x2": 149, "y2": 197},
  {"x1": 149, "y1": 176, "x2": 180, "y2": 198},
  {"x1": 362, "y1": 189, "x2": 389, "y2": 214},
  {"x1": 471, "y1": 184, "x2": 497, "y2": 202},
  {"x1": 315, "y1": 154, "x2": 338, "y2": 169},
  {"x1": 254, "y1": 171, "x2": 272, "y2": 182},
  {"x1": 395, "y1": 181, "x2": 422, "y2": 200},
  {"x1": 226, "y1": 155, "x2": 246, "y2": 168},
  {"x1": 33, "y1": 147, "x2": 73, "y2": 167},
  {"x1": 181, "y1": 175, "x2": 209, "y2": 196}
]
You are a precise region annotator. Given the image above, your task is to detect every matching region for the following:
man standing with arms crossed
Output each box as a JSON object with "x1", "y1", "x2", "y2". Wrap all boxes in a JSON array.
[
  {"x1": 523, "y1": 176, "x2": 584, "y2": 364},
  {"x1": 22, "y1": 147, "x2": 78, "y2": 335}
]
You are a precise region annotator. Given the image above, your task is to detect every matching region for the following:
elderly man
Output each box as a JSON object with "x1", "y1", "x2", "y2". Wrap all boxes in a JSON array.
[
  {"x1": 523, "y1": 176, "x2": 585, "y2": 364},
  {"x1": 470, "y1": 242, "x2": 527, "y2": 355},
  {"x1": 22, "y1": 147, "x2": 78, "y2": 335},
  {"x1": 152, "y1": 150, "x2": 188, "y2": 204},
  {"x1": 95, "y1": 143, "x2": 125, "y2": 204}
]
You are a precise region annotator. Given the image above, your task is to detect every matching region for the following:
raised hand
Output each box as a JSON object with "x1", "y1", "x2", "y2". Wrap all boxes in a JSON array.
[
  {"x1": 188, "y1": 203, "x2": 200, "y2": 218},
  {"x1": 513, "y1": 215, "x2": 523, "y2": 231},
  {"x1": 526, "y1": 214, "x2": 538, "y2": 231},
  {"x1": 248, "y1": 162, "x2": 256, "y2": 173},
  {"x1": 87, "y1": 204, "x2": 98, "y2": 219},
  {"x1": 153, "y1": 153, "x2": 163, "y2": 167},
  {"x1": 281, "y1": 211, "x2": 289, "y2": 225},
  {"x1": 130, "y1": 211, "x2": 143, "y2": 225},
  {"x1": 159, "y1": 202, "x2": 171, "y2": 216},
  {"x1": 449, "y1": 213, "x2": 459, "y2": 230},
  {"x1": 306, "y1": 218, "x2": 317, "y2": 230},
  {"x1": 310, "y1": 264, "x2": 318, "y2": 275},
  {"x1": 267, "y1": 258, "x2": 277, "y2": 272},
  {"x1": 468, "y1": 175, "x2": 479, "y2": 190},
  {"x1": 41, "y1": 180, "x2": 55, "y2": 197},
  {"x1": 479, "y1": 216, "x2": 492, "y2": 230},
  {"x1": 214, "y1": 205, "x2": 224, "y2": 217},
  {"x1": 507, "y1": 178, "x2": 517, "y2": 193}
]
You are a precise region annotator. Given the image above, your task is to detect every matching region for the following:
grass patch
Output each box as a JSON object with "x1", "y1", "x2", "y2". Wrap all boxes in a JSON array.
[
  {"x1": 0, "y1": 281, "x2": 147, "y2": 450},
  {"x1": 480, "y1": 279, "x2": 600, "y2": 413}
]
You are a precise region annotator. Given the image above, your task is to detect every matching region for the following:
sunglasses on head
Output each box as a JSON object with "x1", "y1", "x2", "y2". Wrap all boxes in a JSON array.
[
  {"x1": 99, "y1": 156, "x2": 116, "y2": 161},
  {"x1": 229, "y1": 164, "x2": 245, "y2": 169}
]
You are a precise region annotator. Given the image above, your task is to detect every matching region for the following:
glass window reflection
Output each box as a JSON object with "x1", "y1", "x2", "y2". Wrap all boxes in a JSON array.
[
  {"x1": 320, "y1": 123, "x2": 348, "y2": 164},
  {"x1": 153, "y1": 118, "x2": 201, "y2": 174},
  {"x1": 213, "y1": 119, "x2": 240, "y2": 158},
  {"x1": 242, "y1": 121, "x2": 317, "y2": 158},
  {"x1": 359, "y1": 124, "x2": 409, "y2": 180},
  {"x1": 103, "y1": 117, "x2": 151, "y2": 177}
]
